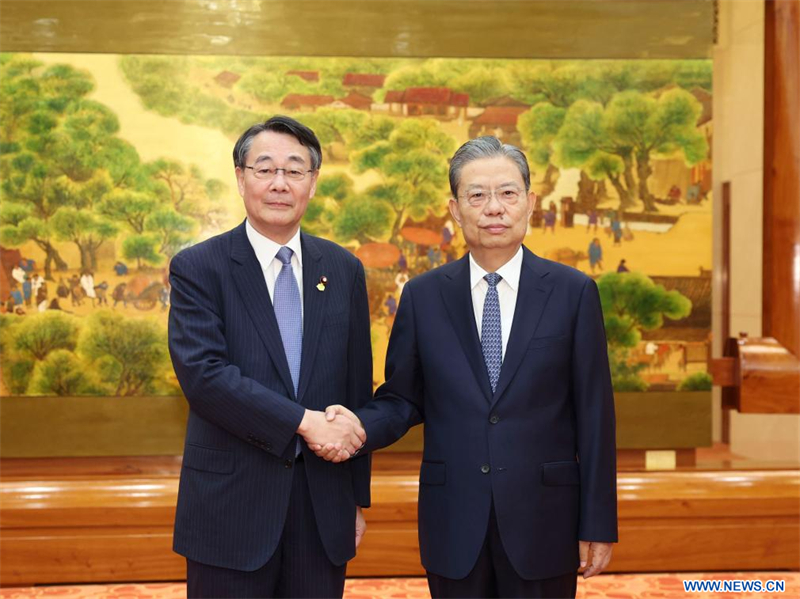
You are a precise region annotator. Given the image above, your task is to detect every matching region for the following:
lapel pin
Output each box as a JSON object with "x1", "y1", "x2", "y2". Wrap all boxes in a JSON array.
[{"x1": 316, "y1": 275, "x2": 327, "y2": 292}]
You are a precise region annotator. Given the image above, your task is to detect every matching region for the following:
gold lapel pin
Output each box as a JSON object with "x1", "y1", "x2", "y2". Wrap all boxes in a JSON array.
[{"x1": 316, "y1": 275, "x2": 328, "y2": 292}]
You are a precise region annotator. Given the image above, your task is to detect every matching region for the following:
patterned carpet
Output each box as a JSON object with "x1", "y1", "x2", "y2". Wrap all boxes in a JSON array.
[{"x1": 1, "y1": 573, "x2": 798, "y2": 598}]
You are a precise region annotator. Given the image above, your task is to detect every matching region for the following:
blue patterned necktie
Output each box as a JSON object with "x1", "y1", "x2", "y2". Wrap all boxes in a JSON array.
[
  {"x1": 274, "y1": 246, "x2": 302, "y2": 395},
  {"x1": 482, "y1": 273, "x2": 503, "y2": 394}
]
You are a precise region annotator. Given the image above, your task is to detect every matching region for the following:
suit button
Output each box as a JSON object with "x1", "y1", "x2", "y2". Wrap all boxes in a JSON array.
[
  {"x1": 489, "y1": 415, "x2": 500, "y2": 424},
  {"x1": 266, "y1": 443, "x2": 272, "y2": 451},
  {"x1": 480, "y1": 464, "x2": 491, "y2": 474},
  {"x1": 284, "y1": 459, "x2": 293, "y2": 469}
]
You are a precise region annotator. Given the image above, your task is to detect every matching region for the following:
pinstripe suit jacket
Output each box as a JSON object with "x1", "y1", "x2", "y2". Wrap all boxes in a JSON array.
[{"x1": 168, "y1": 221, "x2": 372, "y2": 571}]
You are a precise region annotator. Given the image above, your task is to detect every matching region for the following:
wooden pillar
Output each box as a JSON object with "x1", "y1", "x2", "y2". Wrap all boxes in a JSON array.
[{"x1": 763, "y1": 0, "x2": 800, "y2": 357}]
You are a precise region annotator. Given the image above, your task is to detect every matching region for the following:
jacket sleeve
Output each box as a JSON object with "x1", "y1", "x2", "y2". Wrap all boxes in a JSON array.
[
  {"x1": 572, "y1": 277, "x2": 618, "y2": 542},
  {"x1": 168, "y1": 251, "x2": 305, "y2": 457},
  {"x1": 347, "y1": 261, "x2": 373, "y2": 507},
  {"x1": 358, "y1": 283, "x2": 424, "y2": 453}
]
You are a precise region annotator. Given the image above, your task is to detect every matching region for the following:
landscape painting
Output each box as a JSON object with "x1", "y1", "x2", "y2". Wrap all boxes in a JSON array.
[{"x1": 0, "y1": 53, "x2": 713, "y2": 400}]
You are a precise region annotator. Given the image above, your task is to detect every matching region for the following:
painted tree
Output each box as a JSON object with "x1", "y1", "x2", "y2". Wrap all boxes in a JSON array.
[
  {"x1": 13, "y1": 311, "x2": 80, "y2": 361},
  {"x1": 596, "y1": 272, "x2": 692, "y2": 391},
  {"x1": 381, "y1": 59, "x2": 463, "y2": 97},
  {"x1": 96, "y1": 189, "x2": 159, "y2": 234},
  {"x1": 29, "y1": 349, "x2": 93, "y2": 396},
  {"x1": 332, "y1": 192, "x2": 394, "y2": 244},
  {"x1": 351, "y1": 118, "x2": 454, "y2": 242},
  {"x1": 79, "y1": 311, "x2": 168, "y2": 396},
  {"x1": 348, "y1": 115, "x2": 396, "y2": 151},
  {"x1": 122, "y1": 234, "x2": 162, "y2": 269},
  {"x1": 555, "y1": 99, "x2": 637, "y2": 209},
  {"x1": 296, "y1": 108, "x2": 369, "y2": 160},
  {"x1": 51, "y1": 207, "x2": 118, "y2": 272},
  {"x1": 451, "y1": 66, "x2": 512, "y2": 105},
  {"x1": 0, "y1": 311, "x2": 36, "y2": 395},
  {"x1": 146, "y1": 159, "x2": 225, "y2": 232},
  {"x1": 516, "y1": 102, "x2": 565, "y2": 193},
  {"x1": 143, "y1": 207, "x2": 195, "y2": 259},
  {"x1": 118, "y1": 55, "x2": 192, "y2": 117},
  {"x1": 604, "y1": 89, "x2": 708, "y2": 211}
]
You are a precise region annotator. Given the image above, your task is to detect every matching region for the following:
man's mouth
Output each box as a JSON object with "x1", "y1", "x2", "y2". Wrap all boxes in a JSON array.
[{"x1": 482, "y1": 224, "x2": 508, "y2": 234}]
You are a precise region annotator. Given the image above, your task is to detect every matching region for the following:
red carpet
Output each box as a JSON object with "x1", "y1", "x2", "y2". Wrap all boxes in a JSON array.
[{"x1": 1, "y1": 573, "x2": 797, "y2": 598}]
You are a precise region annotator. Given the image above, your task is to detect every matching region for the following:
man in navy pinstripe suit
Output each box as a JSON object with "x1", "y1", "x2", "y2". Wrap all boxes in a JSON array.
[{"x1": 168, "y1": 116, "x2": 372, "y2": 598}]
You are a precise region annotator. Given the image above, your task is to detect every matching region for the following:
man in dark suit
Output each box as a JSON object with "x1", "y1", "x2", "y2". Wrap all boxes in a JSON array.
[
  {"x1": 316, "y1": 137, "x2": 617, "y2": 598},
  {"x1": 168, "y1": 116, "x2": 372, "y2": 598}
]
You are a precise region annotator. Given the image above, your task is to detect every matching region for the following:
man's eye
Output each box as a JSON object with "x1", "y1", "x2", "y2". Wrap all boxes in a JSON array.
[
  {"x1": 287, "y1": 170, "x2": 303, "y2": 177},
  {"x1": 257, "y1": 168, "x2": 274, "y2": 176}
]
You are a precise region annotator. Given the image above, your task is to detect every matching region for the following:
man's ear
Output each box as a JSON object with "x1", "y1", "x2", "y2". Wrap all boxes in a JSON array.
[
  {"x1": 235, "y1": 167, "x2": 245, "y2": 198},
  {"x1": 308, "y1": 170, "x2": 319, "y2": 200},
  {"x1": 527, "y1": 190, "x2": 537, "y2": 219},
  {"x1": 448, "y1": 198, "x2": 463, "y2": 228}
]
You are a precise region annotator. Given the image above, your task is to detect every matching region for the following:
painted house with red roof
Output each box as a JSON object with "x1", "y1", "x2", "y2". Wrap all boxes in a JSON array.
[
  {"x1": 468, "y1": 105, "x2": 531, "y2": 145},
  {"x1": 286, "y1": 70, "x2": 320, "y2": 82},
  {"x1": 280, "y1": 94, "x2": 334, "y2": 111},
  {"x1": 384, "y1": 87, "x2": 469, "y2": 120},
  {"x1": 339, "y1": 91, "x2": 373, "y2": 111},
  {"x1": 342, "y1": 73, "x2": 386, "y2": 94}
]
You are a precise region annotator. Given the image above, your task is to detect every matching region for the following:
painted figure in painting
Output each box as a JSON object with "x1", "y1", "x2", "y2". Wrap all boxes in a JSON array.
[
  {"x1": 317, "y1": 137, "x2": 617, "y2": 598},
  {"x1": 168, "y1": 116, "x2": 372, "y2": 598}
]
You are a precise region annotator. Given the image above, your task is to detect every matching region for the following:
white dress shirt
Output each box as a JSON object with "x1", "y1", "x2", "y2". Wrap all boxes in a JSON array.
[
  {"x1": 469, "y1": 246, "x2": 523, "y2": 360},
  {"x1": 245, "y1": 220, "x2": 304, "y2": 320}
]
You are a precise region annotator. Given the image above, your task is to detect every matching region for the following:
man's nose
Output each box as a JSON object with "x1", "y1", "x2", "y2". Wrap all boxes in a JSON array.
[
  {"x1": 482, "y1": 193, "x2": 505, "y2": 215},
  {"x1": 269, "y1": 171, "x2": 290, "y2": 191}
]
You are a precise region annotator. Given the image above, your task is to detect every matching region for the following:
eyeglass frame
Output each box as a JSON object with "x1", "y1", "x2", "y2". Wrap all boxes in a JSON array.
[
  {"x1": 457, "y1": 184, "x2": 526, "y2": 208},
  {"x1": 244, "y1": 165, "x2": 316, "y2": 181}
]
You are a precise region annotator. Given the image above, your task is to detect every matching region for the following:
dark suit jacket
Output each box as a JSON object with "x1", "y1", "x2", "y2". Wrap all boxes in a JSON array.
[
  {"x1": 358, "y1": 246, "x2": 617, "y2": 580},
  {"x1": 168, "y1": 221, "x2": 372, "y2": 571}
]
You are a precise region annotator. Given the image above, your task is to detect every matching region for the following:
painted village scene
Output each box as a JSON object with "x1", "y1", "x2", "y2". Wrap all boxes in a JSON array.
[{"x1": 0, "y1": 53, "x2": 713, "y2": 398}]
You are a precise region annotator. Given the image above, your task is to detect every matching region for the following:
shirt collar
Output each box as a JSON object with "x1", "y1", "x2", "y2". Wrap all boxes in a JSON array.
[
  {"x1": 245, "y1": 220, "x2": 303, "y2": 269},
  {"x1": 469, "y1": 245, "x2": 523, "y2": 292}
]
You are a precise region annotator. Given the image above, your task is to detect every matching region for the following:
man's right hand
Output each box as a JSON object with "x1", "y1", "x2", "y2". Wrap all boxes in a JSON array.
[
  {"x1": 308, "y1": 405, "x2": 364, "y2": 463},
  {"x1": 297, "y1": 408, "x2": 365, "y2": 457}
]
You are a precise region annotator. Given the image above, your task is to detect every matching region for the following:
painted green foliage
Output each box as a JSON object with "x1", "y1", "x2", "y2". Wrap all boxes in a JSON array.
[
  {"x1": 513, "y1": 61, "x2": 711, "y2": 211},
  {"x1": 597, "y1": 272, "x2": 692, "y2": 391},
  {"x1": 0, "y1": 54, "x2": 225, "y2": 280},
  {"x1": 0, "y1": 310, "x2": 174, "y2": 396}
]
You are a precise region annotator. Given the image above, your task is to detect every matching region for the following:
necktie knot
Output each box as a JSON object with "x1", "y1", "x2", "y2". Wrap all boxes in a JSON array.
[
  {"x1": 484, "y1": 272, "x2": 502, "y2": 288},
  {"x1": 276, "y1": 246, "x2": 293, "y2": 266}
]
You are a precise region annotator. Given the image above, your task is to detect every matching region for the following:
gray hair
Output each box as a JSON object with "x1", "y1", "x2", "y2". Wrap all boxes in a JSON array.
[
  {"x1": 233, "y1": 115, "x2": 322, "y2": 171},
  {"x1": 448, "y1": 136, "x2": 531, "y2": 197}
]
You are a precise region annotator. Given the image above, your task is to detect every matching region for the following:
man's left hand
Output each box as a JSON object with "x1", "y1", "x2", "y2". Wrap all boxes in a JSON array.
[
  {"x1": 355, "y1": 506, "x2": 367, "y2": 548},
  {"x1": 579, "y1": 540, "x2": 613, "y2": 578}
]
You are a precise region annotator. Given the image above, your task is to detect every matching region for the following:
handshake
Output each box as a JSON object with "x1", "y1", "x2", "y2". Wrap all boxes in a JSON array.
[{"x1": 297, "y1": 405, "x2": 365, "y2": 463}]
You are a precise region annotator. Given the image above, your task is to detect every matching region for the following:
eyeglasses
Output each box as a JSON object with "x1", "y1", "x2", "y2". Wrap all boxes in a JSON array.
[
  {"x1": 244, "y1": 166, "x2": 314, "y2": 181},
  {"x1": 460, "y1": 186, "x2": 523, "y2": 208}
]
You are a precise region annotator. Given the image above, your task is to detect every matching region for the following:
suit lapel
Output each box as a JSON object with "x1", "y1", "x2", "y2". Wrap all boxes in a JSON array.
[
  {"x1": 229, "y1": 221, "x2": 297, "y2": 400},
  {"x1": 296, "y1": 233, "x2": 327, "y2": 405},
  {"x1": 440, "y1": 255, "x2": 493, "y2": 402},
  {"x1": 491, "y1": 247, "x2": 553, "y2": 406}
]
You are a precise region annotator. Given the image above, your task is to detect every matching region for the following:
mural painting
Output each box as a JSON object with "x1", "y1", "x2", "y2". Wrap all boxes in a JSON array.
[{"x1": 0, "y1": 53, "x2": 713, "y2": 400}]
